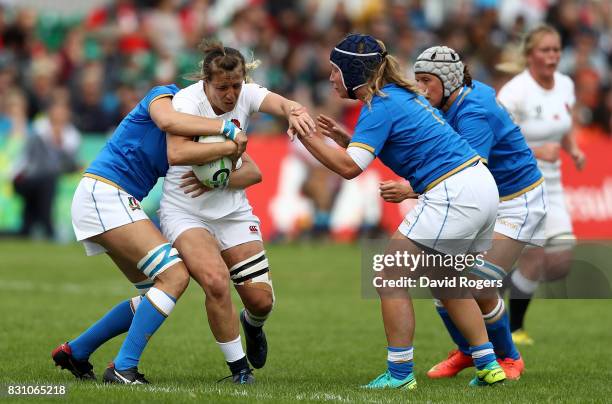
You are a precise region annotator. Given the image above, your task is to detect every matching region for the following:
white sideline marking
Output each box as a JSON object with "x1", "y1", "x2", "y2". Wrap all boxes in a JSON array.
[
  {"x1": 0, "y1": 279, "x2": 127, "y2": 296},
  {"x1": 86, "y1": 383, "x2": 395, "y2": 403}
]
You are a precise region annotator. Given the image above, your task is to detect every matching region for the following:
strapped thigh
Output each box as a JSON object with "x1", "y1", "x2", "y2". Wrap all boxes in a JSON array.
[{"x1": 137, "y1": 243, "x2": 182, "y2": 279}]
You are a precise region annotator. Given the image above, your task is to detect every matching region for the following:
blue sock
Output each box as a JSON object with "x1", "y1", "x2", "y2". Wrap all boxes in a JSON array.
[
  {"x1": 486, "y1": 312, "x2": 520, "y2": 360},
  {"x1": 387, "y1": 346, "x2": 414, "y2": 379},
  {"x1": 69, "y1": 296, "x2": 141, "y2": 360},
  {"x1": 470, "y1": 342, "x2": 496, "y2": 370},
  {"x1": 313, "y1": 211, "x2": 330, "y2": 229},
  {"x1": 436, "y1": 305, "x2": 470, "y2": 355},
  {"x1": 114, "y1": 288, "x2": 176, "y2": 371}
]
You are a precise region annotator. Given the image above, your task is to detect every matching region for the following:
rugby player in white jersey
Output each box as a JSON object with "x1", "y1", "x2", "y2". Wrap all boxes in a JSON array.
[
  {"x1": 498, "y1": 24, "x2": 585, "y2": 345},
  {"x1": 52, "y1": 83, "x2": 249, "y2": 384},
  {"x1": 160, "y1": 40, "x2": 315, "y2": 383}
]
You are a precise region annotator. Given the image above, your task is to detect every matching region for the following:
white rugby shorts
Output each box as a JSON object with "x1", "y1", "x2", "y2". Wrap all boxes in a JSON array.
[
  {"x1": 495, "y1": 181, "x2": 547, "y2": 246},
  {"x1": 398, "y1": 161, "x2": 499, "y2": 255},
  {"x1": 160, "y1": 206, "x2": 262, "y2": 251},
  {"x1": 541, "y1": 176, "x2": 574, "y2": 241},
  {"x1": 72, "y1": 176, "x2": 149, "y2": 256}
]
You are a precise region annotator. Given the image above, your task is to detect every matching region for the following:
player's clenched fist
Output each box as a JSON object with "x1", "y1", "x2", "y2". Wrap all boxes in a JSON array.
[{"x1": 379, "y1": 180, "x2": 419, "y2": 203}]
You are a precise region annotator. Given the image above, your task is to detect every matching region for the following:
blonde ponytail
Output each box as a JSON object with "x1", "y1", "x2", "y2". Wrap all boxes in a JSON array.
[{"x1": 362, "y1": 40, "x2": 422, "y2": 105}]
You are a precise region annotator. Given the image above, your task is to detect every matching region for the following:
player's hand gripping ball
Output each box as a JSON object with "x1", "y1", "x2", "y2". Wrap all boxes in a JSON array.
[{"x1": 192, "y1": 135, "x2": 232, "y2": 188}]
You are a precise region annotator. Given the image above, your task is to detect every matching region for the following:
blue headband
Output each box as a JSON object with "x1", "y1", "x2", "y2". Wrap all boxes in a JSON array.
[{"x1": 330, "y1": 34, "x2": 386, "y2": 99}]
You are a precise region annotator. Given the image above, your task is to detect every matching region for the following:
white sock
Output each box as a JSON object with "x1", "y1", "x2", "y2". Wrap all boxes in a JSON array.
[
  {"x1": 244, "y1": 309, "x2": 268, "y2": 328},
  {"x1": 216, "y1": 335, "x2": 245, "y2": 363},
  {"x1": 511, "y1": 270, "x2": 539, "y2": 294},
  {"x1": 387, "y1": 347, "x2": 414, "y2": 362}
]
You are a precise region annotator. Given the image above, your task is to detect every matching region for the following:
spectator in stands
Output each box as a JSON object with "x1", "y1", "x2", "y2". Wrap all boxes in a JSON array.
[
  {"x1": 0, "y1": 88, "x2": 29, "y2": 140},
  {"x1": 57, "y1": 27, "x2": 85, "y2": 85},
  {"x1": 2, "y1": 7, "x2": 40, "y2": 83},
  {"x1": 0, "y1": 0, "x2": 609, "y2": 240},
  {"x1": 12, "y1": 90, "x2": 81, "y2": 239},
  {"x1": 144, "y1": 0, "x2": 185, "y2": 58},
  {"x1": 84, "y1": 0, "x2": 149, "y2": 55},
  {"x1": 559, "y1": 27, "x2": 609, "y2": 86},
  {"x1": 71, "y1": 63, "x2": 115, "y2": 134},
  {"x1": 110, "y1": 82, "x2": 141, "y2": 128},
  {"x1": 25, "y1": 56, "x2": 58, "y2": 120}
]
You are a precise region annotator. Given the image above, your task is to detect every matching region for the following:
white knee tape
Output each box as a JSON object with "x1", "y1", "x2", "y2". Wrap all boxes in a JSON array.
[
  {"x1": 229, "y1": 251, "x2": 270, "y2": 285},
  {"x1": 251, "y1": 271, "x2": 275, "y2": 306},
  {"x1": 137, "y1": 243, "x2": 182, "y2": 279},
  {"x1": 230, "y1": 251, "x2": 275, "y2": 304},
  {"x1": 470, "y1": 260, "x2": 506, "y2": 281}
]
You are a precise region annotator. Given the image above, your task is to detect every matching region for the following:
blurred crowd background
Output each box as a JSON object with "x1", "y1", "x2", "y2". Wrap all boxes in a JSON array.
[{"x1": 0, "y1": 0, "x2": 610, "y2": 241}]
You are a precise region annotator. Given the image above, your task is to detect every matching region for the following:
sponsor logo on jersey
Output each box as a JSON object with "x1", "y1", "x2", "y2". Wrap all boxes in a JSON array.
[
  {"x1": 249, "y1": 225, "x2": 259, "y2": 233},
  {"x1": 128, "y1": 196, "x2": 142, "y2": 211}
]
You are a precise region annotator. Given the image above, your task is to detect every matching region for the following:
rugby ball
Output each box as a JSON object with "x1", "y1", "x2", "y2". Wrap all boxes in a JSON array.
[{"x1": 192, "y1": 135, "x2": 232, "y2": 188}]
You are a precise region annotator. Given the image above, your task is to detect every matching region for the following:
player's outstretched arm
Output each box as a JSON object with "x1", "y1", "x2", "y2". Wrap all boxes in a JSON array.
[
  {"x1": 166, "y1": 133, "x2": 237, "y2": 166},
  {"x1": 296, "y1": 130, "x2": 362, "y2": 180},
  {"x1": 150, "y1": 97, "x2": 241, "y2": 140},
  {"x1": 258, "y1": 92, "x2": 316, "y2": 139},
  {"x1": 317, "y1": 114, "x2": 352, "y2": 148}
]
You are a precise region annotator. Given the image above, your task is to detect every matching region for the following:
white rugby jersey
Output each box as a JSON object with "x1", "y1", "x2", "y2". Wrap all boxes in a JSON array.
[
  {"x1": 498, "y1": 70, "x2": 575, "y2": 181},
  {"x1": 160, "y1": 81, "x2": 269, "y2": 220}
]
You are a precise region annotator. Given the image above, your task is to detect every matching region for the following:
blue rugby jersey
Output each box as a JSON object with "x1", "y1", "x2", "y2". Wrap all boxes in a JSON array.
[
  {"x1": 85, "y1": 85, "x2": 180, "y2": 201},
  {"x1": 349, "y1": 84, "x2": 479, "y2": 194},
  {"x1": 443, "y1": 80, "x2": 543, "y2": 199}
]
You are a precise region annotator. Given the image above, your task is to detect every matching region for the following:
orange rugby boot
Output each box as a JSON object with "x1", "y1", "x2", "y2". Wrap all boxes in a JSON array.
[
  {"x1": 497, "y1": 356, "x2": 525, "y2": 380},
  {"x1": 427, "y1": 349, "x2": 474, "y2": 378}
]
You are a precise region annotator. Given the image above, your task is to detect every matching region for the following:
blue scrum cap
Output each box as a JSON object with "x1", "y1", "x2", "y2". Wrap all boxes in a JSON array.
[{"x1": 330, "y1": 34, "x2": 387, "y2": 99}]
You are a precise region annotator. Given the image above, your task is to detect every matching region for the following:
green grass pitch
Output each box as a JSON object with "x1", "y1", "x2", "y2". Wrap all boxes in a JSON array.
[{"x1": 1, "y1": 240, "x2": 611, "y2": 403}]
